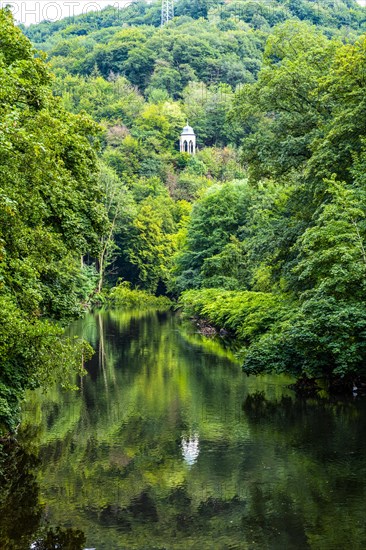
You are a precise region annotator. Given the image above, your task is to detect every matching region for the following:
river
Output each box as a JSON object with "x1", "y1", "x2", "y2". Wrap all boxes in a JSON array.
[{"x1": 3, "y1": 309, "x2": 366, "y2": 549}]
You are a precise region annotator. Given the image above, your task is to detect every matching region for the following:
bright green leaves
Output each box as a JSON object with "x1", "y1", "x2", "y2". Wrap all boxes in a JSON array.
[
  {"x1": 0, "y1": 9, "x2": 108, "y2": 433},
  {"x1": 0, "y1": 294, "x2": 92, "y2": 433},
  {"x1": 243, "y1": 297, "x2": 366, "y2": 379},
  {"x1": 200, "y1": 236, "x2": 247, "y2": 290},
  {"x1": 0, "y1": 11, "x2": 49, "y2": 115},
  {"x1": 0, "y1": 9, "x2": 44, "y2": 67},
  {"x1": 109, "y1": 280, "x2": 172, "y2": 309},
  {"x1": 55, "y1": 74, "x2": 144, "y2": 126},
  {"x1": 234, "y1": 21, "x2": 366, "y2": 187},
  {"x1": 125, "y1": 199, "x2": 176, "y2": 293},
  {"x1": 179, "y1": 23, "x2": 366, "y2": 386},
  {"x1": 174, "y1": 180, "x2": 251, "y2": 293},
  {"x1": 233, "y1": 21, "x2": 338, "y2": 180},
  {"x1": 173, "y1": 179, "x2": 290, "y2": 294},
  {"x1": 293, "y1": 179, "x2": 366, "y2": 298},
  {"x1": 180, "y1": 288, "x2": 285, "y2": 343},
  {"x1": 134, "y1": 101, "x2": 185, "y2": 152},
  {"x1": 0, "y1": 10, "x2": 107, "y2": 318},
  {"x1": 308, "y1": 35, "x2": 366, "y2": 183}
]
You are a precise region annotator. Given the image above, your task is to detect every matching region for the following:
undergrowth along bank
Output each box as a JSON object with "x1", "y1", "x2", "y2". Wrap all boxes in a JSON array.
[{"x1": 108, "y1": 281, "x2": 172, "y2": 309}]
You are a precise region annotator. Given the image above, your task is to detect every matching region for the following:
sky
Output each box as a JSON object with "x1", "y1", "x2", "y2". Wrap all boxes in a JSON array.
[
  {"x1": 0, "y1": 1, "x2": 133, "y2": 25},
  {"x1": 1, "y1": 0, "x2": 365, "y2": 26}
]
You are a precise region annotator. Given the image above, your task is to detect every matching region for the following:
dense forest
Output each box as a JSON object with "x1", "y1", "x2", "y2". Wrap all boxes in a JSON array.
[{"x1": 2, "y1": 0, "x2": 366, "y2": 433}]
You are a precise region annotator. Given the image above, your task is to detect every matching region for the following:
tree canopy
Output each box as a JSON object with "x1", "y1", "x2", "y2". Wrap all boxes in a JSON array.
[
  {"x1": 179, "y1": 21, "x2": 366, "y2": 388},
  {"x1": 0, "y1": 9, "x2": 107, "y2": 432}
]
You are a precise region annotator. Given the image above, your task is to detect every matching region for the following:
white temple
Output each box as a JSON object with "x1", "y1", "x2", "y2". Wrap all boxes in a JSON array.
[{"x1": 180, "y1": 124, "x2": 196, "y2": 155}]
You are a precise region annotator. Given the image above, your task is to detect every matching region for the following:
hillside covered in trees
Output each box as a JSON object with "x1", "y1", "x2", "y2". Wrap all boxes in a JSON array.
[{"x1": 2, "y1": 0, "x2": 366, "y2": 432}]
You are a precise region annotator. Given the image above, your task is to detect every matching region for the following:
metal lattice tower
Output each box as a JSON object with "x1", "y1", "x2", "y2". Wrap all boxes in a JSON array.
[{"x1": 161, "y1": 0, "x2": 174, "y2": 26}]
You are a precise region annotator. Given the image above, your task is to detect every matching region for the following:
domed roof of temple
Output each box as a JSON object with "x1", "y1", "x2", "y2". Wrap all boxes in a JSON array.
[{"x1": 181, "y1": 124, "x2": 195, "y2": 135}]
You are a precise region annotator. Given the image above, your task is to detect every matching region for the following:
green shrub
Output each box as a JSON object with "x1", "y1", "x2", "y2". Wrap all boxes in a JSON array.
[
  {"x1": 179, "y1": 288, "x2": 286, "y2": 342},
  {"x1": 0, "y1": 295, "x2": 91, "y2": 434},
  {"x1": 243, "y1": 296, "x2": 366, "y2": 380},
  {"x1": 108, "y1": 281, "x2": 172, "y2": 309}
]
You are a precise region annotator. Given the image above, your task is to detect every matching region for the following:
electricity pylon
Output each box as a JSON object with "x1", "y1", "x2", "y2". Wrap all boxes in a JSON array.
[{"x1": 161, "y1": 0, "x2": 174, "y2": 26}]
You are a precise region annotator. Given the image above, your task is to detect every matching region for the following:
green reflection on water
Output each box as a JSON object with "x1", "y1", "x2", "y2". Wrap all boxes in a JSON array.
[{"x1": 10, "y1": 309, "x2": 366, "y2": 549}]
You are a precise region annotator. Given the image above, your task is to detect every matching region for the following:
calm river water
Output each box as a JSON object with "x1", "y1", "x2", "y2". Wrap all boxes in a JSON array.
[{"x1": 4, "y1": 309, "x2": 366, "y2": 549}]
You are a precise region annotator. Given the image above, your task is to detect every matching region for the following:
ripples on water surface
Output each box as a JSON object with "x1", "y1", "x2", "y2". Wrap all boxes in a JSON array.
[{"x1": 2, "y1": 309, "x2": 366, "y2": 549}]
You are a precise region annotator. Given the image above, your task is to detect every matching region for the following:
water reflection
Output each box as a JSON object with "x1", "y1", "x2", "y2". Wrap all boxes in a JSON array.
[
  {"x1": 0, "y1": 434, "x2": 86, "y2": 550},
  {"x1": 181, "y1": 432, "x2": 200, "y2": 467},
  {"x1": 10, "y1": 309, "x2": 366, "y2": 549}
]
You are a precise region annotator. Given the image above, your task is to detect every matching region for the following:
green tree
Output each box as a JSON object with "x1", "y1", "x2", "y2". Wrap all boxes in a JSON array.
[
  {"x1": 0, "y1": 9, "x2": 107, "y2": 433},
  {"x1": 292, "y1": 179, "x2": 366, "y2": 299},
  {"x1": 124, "y1": 198, "x2": 175, "y2": 293},
  {"x1": 96, "y1": 163, "x2": 133, "y2": 293},
  {"x1": 173, "y1": 181, "x2": 251, "y2": 293},
  {"x1": 233, "y1": 21, "x2": 338, "y2": 180}
]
